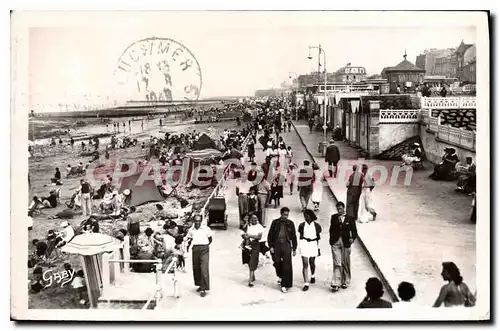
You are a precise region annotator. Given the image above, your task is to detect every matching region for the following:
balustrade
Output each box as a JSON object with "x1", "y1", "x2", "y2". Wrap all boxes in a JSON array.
[
  {"x1": 421, "y1": 97, "x2": 476, "y2": 109},
  {"x1": 379, "y1": 109, "x2": 420, "y2": 123}
]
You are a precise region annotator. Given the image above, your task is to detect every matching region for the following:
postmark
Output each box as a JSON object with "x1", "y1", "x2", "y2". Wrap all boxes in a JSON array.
[{"x1": 114, "y1": 37, "x2": 202, "y2": 103}]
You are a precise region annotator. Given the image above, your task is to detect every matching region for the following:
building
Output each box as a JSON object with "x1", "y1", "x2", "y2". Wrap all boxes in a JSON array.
[
  {"x1": 415, "y1": 48, "x2": 456, "y2": 76},
  {"x1": 333, "y1": 64, "x2": 367, "y2": 83},
  {"x1": 460, "y1": 44, "x2": 476, "y2": 84},
  {"x1": 434, "y1": 54, "x2": 457, "y2": 78},
  {"x1": 384, "y1": 53, "x2": 425, "y2": 93}
]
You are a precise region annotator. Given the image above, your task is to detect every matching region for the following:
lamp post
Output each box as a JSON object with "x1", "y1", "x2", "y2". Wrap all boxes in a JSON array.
[
  {"x1": 308, "y1": 44, "x2": 328, "y2": 143},
  {"x1": 289, "y1": 72, "x2": 298, "y2": 120}
]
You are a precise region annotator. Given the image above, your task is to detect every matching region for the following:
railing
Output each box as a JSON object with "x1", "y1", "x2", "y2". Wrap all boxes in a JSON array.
[
  {"x1": 199, "y1": 132, "x2": 252, "y2": 225},
  {"x1": 379, "y1": 109, "x2": 420, "y2": 123},
  {"x1": 421, "y1": 97, "x2": 476, "y2": 109},
  {"x1": 141, "y1": 257, "x2": 178, "y2": 310},
  {"x1": 428, "y1": 116, "x2": 441, "y2": 133},
  {"x1": 437, "y1": 125, "x2": 476, "y2": 150}
]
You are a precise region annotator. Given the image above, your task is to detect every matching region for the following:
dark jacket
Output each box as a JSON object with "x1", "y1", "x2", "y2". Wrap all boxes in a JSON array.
[
  {"x1": 329, "y1": 213, "x2": 357, "y2": 247},
  {"x1": 325, "y1": 144, "x2": 341, "y2": 163},
  {"x1": 267, "y1": 218, "x2": 298, "y2": 251},
  {"x1": 297, "y1": 221, "x2": 322, "y2": 241}
]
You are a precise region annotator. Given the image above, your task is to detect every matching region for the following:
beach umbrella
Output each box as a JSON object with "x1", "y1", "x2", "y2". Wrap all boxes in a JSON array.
[
  {"x1": 61, "y1": 232, "x2": 121, "y2": 256},
  {"x1": 62, "y1": 233, "x2": 122, "y2": 308}
]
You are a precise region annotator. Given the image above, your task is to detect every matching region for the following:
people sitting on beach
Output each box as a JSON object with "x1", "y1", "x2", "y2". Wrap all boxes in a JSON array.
[
  {"x1": 51, "y1": 167, "x2": 63, "y2": 185},
  {"x1": 455, "y1": 157, "x2": 476, "y2": 194},
  {"x1": 130, "y1": 246, "x2": 155, "y2": 273},
  {"x1": 150, "y1": 204, "x2": 167, "y2": 225},
  {"x1": 81, "y1": 216, "x2": 99, "y2": 233},
  {"x1": 57, "y1": 221, "x2": 75, "y2": 248},
  {"x1": 122, "y1": 189, "x2": 132, "y2": 206},
  {"x1": 29, "y1": 238, "x2": 48, "y2": 266},
  {"x1": 429, "y1": 148, "x2": 459, "y2": 181},
  {"x1": 138, "y1": 227, "x2": 155, "y2": 255},
  {"x1": 29, "y1": 189, "x2": 60, "y2": 214}
]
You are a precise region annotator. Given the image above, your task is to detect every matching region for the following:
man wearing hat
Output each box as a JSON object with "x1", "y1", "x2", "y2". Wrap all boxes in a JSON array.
[{"x1": 325, "y1": 139, "x2": 341, "y2": 178}]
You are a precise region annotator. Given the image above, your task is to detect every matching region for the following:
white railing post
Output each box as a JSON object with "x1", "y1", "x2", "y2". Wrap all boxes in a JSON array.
[{"x1": 123, "y1": 237, "x2": 130, "y2": 274}]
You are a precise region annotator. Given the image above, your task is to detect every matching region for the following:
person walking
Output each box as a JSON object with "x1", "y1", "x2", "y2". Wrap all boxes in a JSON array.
[
  {"x1": 241, "y1": 214, "x2": 265, "y2": 287},
  {"x1": 308, "y1": 117, "x2": 314, "y2": 134},
  {"x1": 236, "y1": 173, "x2": 252, "y2": 223},
  {"x1": 79, "y1": 179, "x2": 93, "y2": 217},
  {"x1": 267, "y1": 207, "x2": 297, "y2": 293},
  {"x1": 186, "y1": 215, "x2": 213, "y2": 297},
  {"x1": 329, "y1": 201, "x2": 357, "y2": 291},
  {"x1": 257, "y1": 176, "x2": 271, "y2": 227},
  {"x1": 298, "y1": 209, "x2": 322, "y2": 291},
  {"x1": 346, "y1": 165, "x2": 364, "y2": 221},
  {"x1": 298, "y1": 160, "x2": 316, "y2": 212},
  {"x1": 325, "y1": 139, "x2": 341, "y2": 178},
  {"x1": 311, "y1": 163, "x2": 323, "y2": 212},
  {"x1": 359, "y1": 164, "x2": 377, "y2": 222}
]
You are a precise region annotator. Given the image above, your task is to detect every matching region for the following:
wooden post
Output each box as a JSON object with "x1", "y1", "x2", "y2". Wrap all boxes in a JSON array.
[{"x1": 101, "y1": 253, "x2": 110, "y2": 292}]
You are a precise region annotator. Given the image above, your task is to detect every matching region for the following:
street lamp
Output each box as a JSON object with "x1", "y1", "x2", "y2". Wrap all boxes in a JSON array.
[
  {"x1": 289, "y1": 72, "x2": 299, "y2": 120},
  {"x1": 308, "y1": 44, "x2": 328, "y2": 143}
]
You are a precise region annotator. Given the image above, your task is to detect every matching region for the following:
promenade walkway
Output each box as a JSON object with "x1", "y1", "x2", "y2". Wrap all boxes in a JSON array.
[
  {"x1": 156, "y1": 125, "x2": 388, "y2": 313},
  {"x1": 293, "y1": 120, "x2": 476, "y2": 306}
]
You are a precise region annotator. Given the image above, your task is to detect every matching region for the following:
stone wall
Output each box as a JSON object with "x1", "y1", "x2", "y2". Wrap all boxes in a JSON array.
[
  {"x1": 419, "y1": 125, "x2": 476, "y2": 164},
  {"x1": 431, "y1": 109, "x2": 476, "y2": 131},
  {"x1": 378, "y1": 123, "x2": 420, "y2": 153}
]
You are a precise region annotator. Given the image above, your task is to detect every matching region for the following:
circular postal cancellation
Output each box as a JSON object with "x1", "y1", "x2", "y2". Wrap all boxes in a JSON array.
[{"x1": 114, "y1": 37, "x2": 202, "y2": 102}]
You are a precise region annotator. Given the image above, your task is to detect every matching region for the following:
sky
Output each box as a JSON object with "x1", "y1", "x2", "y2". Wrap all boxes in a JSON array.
[{"x1": 23, "y1": 11, "x2": 477, "y2": 111}]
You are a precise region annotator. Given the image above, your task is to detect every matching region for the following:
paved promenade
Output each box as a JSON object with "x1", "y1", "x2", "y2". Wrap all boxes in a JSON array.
[
  {"x1": 157, "y1": 126, "x2": 388, "y2": 313},
  {"x1": 293, "y1": 120, "x2": 476, "y2": 306}
]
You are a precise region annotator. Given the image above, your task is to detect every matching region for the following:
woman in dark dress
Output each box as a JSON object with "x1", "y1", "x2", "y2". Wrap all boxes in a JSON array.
[
  {"x1": 247, "y1": 186, "x2": 262, "y2": 223},
  {"x1": 429, "y1": 148, "x2": 459, "y2": 181},
  {"x1": 247, "y1": 137, "x2": 255, "y2": 162},
  {"x1": 270, "y1": 173, "x2": 285, "y2": 208},
  {"x1": 241, "y1": 214, "x2": 264, "y2": 287}
]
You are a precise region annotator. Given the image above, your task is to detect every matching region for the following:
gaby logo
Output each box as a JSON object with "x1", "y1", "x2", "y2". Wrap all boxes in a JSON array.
[{"x1": 115, "y1": 37, "x2": 202, "y2": 103}]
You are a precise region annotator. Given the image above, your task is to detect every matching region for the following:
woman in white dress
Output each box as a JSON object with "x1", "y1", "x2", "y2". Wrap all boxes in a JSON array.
[
  {"x1": 298, "y1": 209, "x2": 322, "y2": 291},
  {"x1": 311, "y1": 163, "x2": 323, "y2": 212},
  {"x1": 277, "y1": 143, "x2": 287, "y2": 172},
  {"x1": 358, "y1": 164, "x2": 377, "y2": 223}
]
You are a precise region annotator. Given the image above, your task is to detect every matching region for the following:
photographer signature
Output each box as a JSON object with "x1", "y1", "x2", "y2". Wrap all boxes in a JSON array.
[{"x1": 42, "y1": 269, "x2": 75, "y2": 288}]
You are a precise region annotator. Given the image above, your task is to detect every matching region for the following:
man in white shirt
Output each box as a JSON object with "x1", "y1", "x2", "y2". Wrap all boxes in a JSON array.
[
  {"x1": 236, "y1": 173, "x2": 253, "y2": 221},
  {"x1": 186, "y1": 215, "x2": 213, "y2": 297}
]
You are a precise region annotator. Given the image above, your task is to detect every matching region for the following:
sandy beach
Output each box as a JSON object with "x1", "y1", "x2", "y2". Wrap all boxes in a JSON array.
[{"x1": 27, "y1": 117, "x2": 239, "y2": 309}]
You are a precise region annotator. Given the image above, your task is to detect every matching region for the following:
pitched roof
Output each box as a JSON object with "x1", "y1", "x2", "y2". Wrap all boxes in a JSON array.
[{"x1": 385, "y1": 59, "x2": 425, "y2": 72}]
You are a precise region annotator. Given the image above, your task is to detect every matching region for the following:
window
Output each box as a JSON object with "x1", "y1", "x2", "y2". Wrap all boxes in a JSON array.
[
  {"x1": 353, "y1": 75, "x2": 356, "y2": 80},
  {"x1": 346, "y1": 75, "x2": 350, "y2": 80},
  {"x1": 360, "y1": 68, "x2": 364, "y2": 73}
]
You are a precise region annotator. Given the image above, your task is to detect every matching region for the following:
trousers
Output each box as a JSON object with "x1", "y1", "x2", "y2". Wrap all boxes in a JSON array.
[
  {"x1": 81, "y1": 193, "x2": 92, "y2": 216},
  {"x1": 272, "y1": 240, "x2": 293, "y2": 288},
  {"x1": 192, "y1": 245, "x2": 210, "y2": 290},
  {"x1": 331, "y1": 238, "x2": 351, "y2": 286}
]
